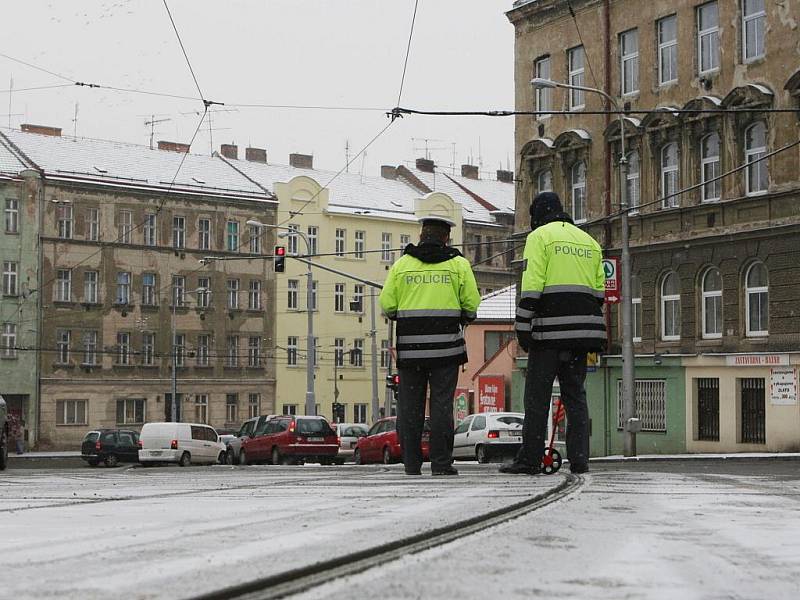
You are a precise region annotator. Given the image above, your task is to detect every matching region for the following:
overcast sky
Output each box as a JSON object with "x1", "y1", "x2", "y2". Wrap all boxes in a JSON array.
[{"x1": 2, "y1": 0, "x2": 515, "y2": 177}]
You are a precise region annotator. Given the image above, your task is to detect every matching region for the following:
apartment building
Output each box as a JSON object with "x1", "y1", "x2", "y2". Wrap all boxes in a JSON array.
[{"x1": 508, "y1": 0, "x2": 800, "y2": 454}]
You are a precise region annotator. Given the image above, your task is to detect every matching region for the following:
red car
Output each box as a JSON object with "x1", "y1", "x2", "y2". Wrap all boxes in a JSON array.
[
  {"x1": 239, "y1": 415, "x2": 339, "y2": 465},
  {"x1": 354, "y1": 416, "x2": 430, "y2": 465}
]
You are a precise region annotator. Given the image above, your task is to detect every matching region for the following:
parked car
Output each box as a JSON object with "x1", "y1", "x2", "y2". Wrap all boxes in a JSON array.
[
  {"x1": 354, "y1": 417, "x2": 430, "y2": 465},
  {"x1": 225, "y1": 415, "x2": 280, "y2": 465},
  {"x1": 452, "y1": 412, "x2": 524, "y2": 463},
  {"x1": 333, "y1": 423, "x2": 369, "y2": 463},
  {"x1": 240, "y1": 415, "x2": 339, "y2": 465},
  {"x1": 81, "y1": 429, "x2": 141, "y2": 467},
  {"x1": 138, "y1": 422, "x2": 226, "y2": 467},
  {"x1": 0, "y1": 394, "x2": 7, "y2": 471}
]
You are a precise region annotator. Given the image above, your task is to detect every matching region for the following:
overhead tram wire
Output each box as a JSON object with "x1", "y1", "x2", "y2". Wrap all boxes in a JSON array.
[
  {"x1": 391, "y1": 106, "x2": 800, "y2": 118},
  {"x1": 162, "y1": 0, "x2": 206, "y2": 104},
  {"x1": 396, "y1": 0, "x2": 420, "y2": 108}
]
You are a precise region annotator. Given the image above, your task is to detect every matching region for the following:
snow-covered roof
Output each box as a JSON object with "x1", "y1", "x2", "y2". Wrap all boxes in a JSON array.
[
  {"x1": 1, "y1": 129, "x2": 272, "y2": 201},
  {"x1": 0, "y1": 136, "x2": 27, "y2": 176},
  {"x1": 477, "y1": 285, "x2": 516, "y2": 321}
]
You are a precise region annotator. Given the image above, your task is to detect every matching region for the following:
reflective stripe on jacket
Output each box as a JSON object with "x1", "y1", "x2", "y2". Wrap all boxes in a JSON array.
[
  {"x1": 515, "y1": 220, "x2": 607, "y2": 351},
  {"x1": 380, "y1": 252, "x2": 480, "y2": 368}
]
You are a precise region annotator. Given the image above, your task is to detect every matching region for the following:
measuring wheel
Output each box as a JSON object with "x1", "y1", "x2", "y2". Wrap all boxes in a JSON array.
[{"x1": 541, "y1": 448, "x2": 562, "y2": 475}]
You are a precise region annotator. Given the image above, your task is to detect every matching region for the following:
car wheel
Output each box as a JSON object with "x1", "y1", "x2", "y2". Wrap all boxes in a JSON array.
[
  {"x1": 382, "y1": 447, "x2": 392, "y2": 465},
  {"x1": 239, "y1": 449, "x2": 247, "y2": 466},
  {"x1": 353, "y1": 449, "x2": 362, "y2": 465},
  {"x1": 218, "y1": 451, "x2": 227, "y2": 465},
  {"x1": 476, "y1": 445, "x2": 489, "y2": 464},
  {"x1": 87, "y1": 458, "x2": 100, "y2": 467},
  {"x1": 104, "y1": 454, "x2": 119, "y2": 468},
  {"x1": 178, "y1": 452, "x2": 191, "y2": 467},
  {"x1": 271, "y1": 447, "x2": 281, "y2": 466},
  {"x1": 226, "y1": 449, "x2": 236, "y2": 465},
  {"x1": 0, "y1": 427, "x2": 7, "y2": 471}
]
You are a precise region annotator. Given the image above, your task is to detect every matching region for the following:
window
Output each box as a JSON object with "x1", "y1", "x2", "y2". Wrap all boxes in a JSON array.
[
  {"x1": 743, "y1": 0, "x2": 766, "y2": 62},
  {"x1": 534, "y1": 56, "x2": 551, "y2": 115},
  {"x1": 117, "y1": 332, "x2": 131, "y2": 365},
  {"x1": 632, "y1": 274, "x2": 642, "y2": 343},
  {"x1": 567, "y1": 46, "x2": 585, "y2": 109},
  {"x1": 570, "y1": 161, "x2": 587, "y2": 223},
  {"x1": 701, "y1": 133, "x2": 721, "y2": 202},
  {"x1": 226, "y1": 394, "x2": 239, "y2": 423},
  {"x1": 287, "y1": 336, "x2": 298, "y2": 366},
  {"x1": 56, "y1": 399, "x2": 87, "y2": 425},
  {"x1": 483, "y1": 331, "x2": 516, "y2": 362},
  {"x1": 745, "y1": 262, "x2": 768, "y2": 336},
  {"x1": 196, "y1": 334, "x2": 210, "y2": 366},
  {"x1": 400, "y1": 234, "x2": 411, "y2": 247},
  {"x1": 745, "y1": 121, "x2": 768, "y2": 195},
  {"x1": 287, "y1": 224, "x2": 299, "y2": 255},
  {"x1": 1, "y1": 323, "x2": 17, "y2": 358},
  {"x1": 697, "y1": 378, "x2": 720, "y2": 441},
  {"x1": 226, "y1": 335, "x2": 240, "y2": 367},
  {"x1": 380, "y1": 339, "x2": 390, "y2": 368},
  {"x1": 82, "y1": 270, "x2": 99, "y2": 304},
  {"x1": 354, "y1": 230, "x2": 365, "y2": 259},
  {"x1": 227, "y1": 279, "x2": 239, "y2": 310},
  {"x1": 307, "y1": 226, "x2": 318, "y2": 256},
  {"x1": 248, "y1": 336, "x2": 262, "y2": 367},
  {"x1": 142, "y1": 332, "x2": 155, "y2": 366},
  {"x1": 283, "y1": 404, "x2": 297, "y2": 416},
  {"x1": 617, "y1": 380, "x2": 666, "y2": 431},
  {"x1": 620, "y1": 29, "x2": 639, "y2": 95},
  {"x1": 536, "y1": 170, "x2": 553, "y2": 194},
  {"x1": 311, "y1": 280, "x2": 318, "y2": 311},
  {"x1": 473, "y1": 235, "x2": 483, "y2": 263},
  {"x1": 2, "y1": 261, "x2": 18, "y2": 296},
  {"x1": 354, "y1": 403, "x2": 367, "y2": 424},
  {"x1": 56, "y1": 330, "x2": 70, "y2": 363},
  {"x1": 287, "y1": 279, "x2": 298, "y2": 309},
  {"x1": 740, "y1": 378, "x2": 765, "y2": 444},
  {"x1": 698, "y1": 2, "x2": 720, "y2": 73},
  {"x1": 334, "y1": 283, "x2": 345, "y2": 313},
  {"x1": 226, "y1": 221, "x2": 239, "y2": 252},
  {"x1": 174, "y1": 333, "x2": 186, "y2": 367},
  {"x1": 702, "y1": 268, "x2": 723, "y2": 339},
  {"x1": 352, "y1": 339, "x2": 364, "y2": 367},
  {"x1": 116, "y1": 272, "x2": 130, "y2": 305},
  {"x1": 335, "y1": 228, "x2": 346, "y2": 256},
  {"x1": 626, "y1": 151, "x2": 640, "y2": 212},
  {"x1": 56, "y1": 204, "x2": 73, "y2": 239},
  {"x1": 194, "y1": 395, "x2": 208, "y2": 424},
  {"x1": 381, "y1": 232, "x2": 393, "y2": 262},
  {"x1": 86, "y1": 208, "x2": 99, "y2": 242},
  {"x1": 661, "y1": 272, "x2": 681, "y2": 340},
  {"x1": 248, "y1": 393, "x2": 261, "y2": 419},
  {"x1": 141, "y1": 273, "x2": 155, "y2": 306},
  {"x1": 172, "y1": 275, "x2": 186, "y2": 307},
  {"x1": 248, "y1": 280, "x2": 262, "y2": 310},
  {"x1": 82, "y1": 331, "x2": 98, "y2": 365},
  {"x1": 661, "y1": 142, "x2": 679, "y2": 208},
  {"x1": 658, "y1": 15, "x2": 678, "y2": 85},
  {"x1": 334, "y1": 338, "x2": 345, "y2": 367},
  {"x1": 4, "y1": 199, "x2": 18, "y2": 233},
  {"x1": 118, "y1": 210, "x2": 133, "y2": 244},
  {"x1": 353, "y1": 284, "x2": 364, "y2": 313},
  {"x1": 197, "y1": 278, "x2": 210, "y2": 308},
  {"x1": 140, "y1": 212, "x2": 157, "y2": 247},
  {"x1": 56, "y1": 269, "x2": 72, "y2": 302},
  {"x1": 198, "y1": 218, "x2": 211, "y2": 250},
  {"x1": 117, "y1": 398, "x2": 146, "y2": 425},
  {"x1": 173, "y1": 216, "x2": 186, "y2": 249},
  {"x1": 249, "y1": 224, "x2": 262, "y2": 254}
]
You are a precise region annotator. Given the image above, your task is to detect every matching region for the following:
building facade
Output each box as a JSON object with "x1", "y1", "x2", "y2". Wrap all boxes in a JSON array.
[{"x1": 508, "y1": 0, "x2": 800, "y2": 453}]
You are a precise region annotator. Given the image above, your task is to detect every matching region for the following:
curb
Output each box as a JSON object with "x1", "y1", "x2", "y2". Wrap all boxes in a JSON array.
[{"x1": 590, "y1": 453, "x2": 800, "y2": 464}]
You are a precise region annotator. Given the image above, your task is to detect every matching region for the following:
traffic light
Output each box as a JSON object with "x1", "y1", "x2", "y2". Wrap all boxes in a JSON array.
[
  {"x1": 385, "y1": 373, "x2": 400, "y2": 390},
  {"x1": 274, "y1": 245, "x2": 285, "y2": 272}
]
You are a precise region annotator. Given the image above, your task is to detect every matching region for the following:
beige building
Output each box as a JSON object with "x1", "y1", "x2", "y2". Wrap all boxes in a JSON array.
[{"x1": 1, "y1": 128, "x2": 277, "y2": 449}]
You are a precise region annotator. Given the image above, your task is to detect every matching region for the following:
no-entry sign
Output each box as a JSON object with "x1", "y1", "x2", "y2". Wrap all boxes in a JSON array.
[{"x1": 603, "y1": 258, "x2": 620, "y2": 304}]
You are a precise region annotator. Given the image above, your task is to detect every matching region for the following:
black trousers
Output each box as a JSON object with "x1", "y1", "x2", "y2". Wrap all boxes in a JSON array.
[
  {"x1": 515, "y1": 348, "x2": 589, "y2": 468},
  {"x1": 397, "y1": 364, "x2": 459, "y2": 472}
]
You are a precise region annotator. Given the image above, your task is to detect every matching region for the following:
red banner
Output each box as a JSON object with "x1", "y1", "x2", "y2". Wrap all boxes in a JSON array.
[{"x1": 477, "y1": 375, "x2": 505, "y2": 413}]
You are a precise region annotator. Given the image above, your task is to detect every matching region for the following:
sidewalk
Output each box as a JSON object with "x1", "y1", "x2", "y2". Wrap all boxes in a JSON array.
[
  {"x1": 8, "y1": 451, "x2": 81, "y2": 459},
  {"x1": 591, "y1": 451, "x2": 800, "y2": 463}
]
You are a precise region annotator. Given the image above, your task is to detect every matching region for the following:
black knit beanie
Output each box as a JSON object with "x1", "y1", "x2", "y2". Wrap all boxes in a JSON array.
[{"x1": 530, "y1": 191, "x2": 563, "y2": 229}]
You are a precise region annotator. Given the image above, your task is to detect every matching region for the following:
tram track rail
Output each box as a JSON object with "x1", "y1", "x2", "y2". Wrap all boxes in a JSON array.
[{"x1": 193, "y1": 473, "x2": 583, "y2": 600}]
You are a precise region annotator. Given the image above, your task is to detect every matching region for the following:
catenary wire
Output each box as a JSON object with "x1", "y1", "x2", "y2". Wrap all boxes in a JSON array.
[
  {"x1": 396, "y1": 0, "x2": 420, "y2": 108},
  {"x1": 162, "y1": 0, "x2": 206, "y2": 103}
]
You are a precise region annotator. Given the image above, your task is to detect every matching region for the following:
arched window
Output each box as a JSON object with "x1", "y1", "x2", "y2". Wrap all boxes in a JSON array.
[
  {"x1": 701, "y1": 133, "x2": 721, "y2": 202},
  {"x1": 745, "y1": 122, "x2": 768, "y2": 195},
  {"x1": 536, "y1": 169, "x2": 553, "y2": 193},
  {"x1": 701, "y1": 268, "x2": 723, "y2": 338},
  {"x1": 626, "y1": 151, "x2": 640, "y2": 212},
  {"x1": 661, "y1": 142, "x2": 679, "y2": 208},
  {"x1": 632, "y1": 274, "x2": 642, "y2": 342},
  {"x1": 571, "y1": 161, "x2": 586, "y2": 223},
  {"x1": 745, "y1": 262, "x2": 768, "y2": 336},
  {"x1": 661, "y1": 271, "x2": 681, "y2": 340}
]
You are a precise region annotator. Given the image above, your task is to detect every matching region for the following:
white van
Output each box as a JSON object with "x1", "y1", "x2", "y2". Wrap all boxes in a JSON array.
[{"x1": 138, "y1": 422, "x2": 226, "y2": 467}]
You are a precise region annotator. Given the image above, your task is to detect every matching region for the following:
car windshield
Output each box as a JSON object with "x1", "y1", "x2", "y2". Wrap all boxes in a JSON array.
[
  {"x1": 297, "y1": 419, "x2": 333, "y2": 435},
  {"x1": 342, "y1": 426, "x2": 367, "y2": 437},
  {"x1": 83, "y1": 432, "x2": 99, "y2": 443},
  {"x1": 496, "y1": 416, "x2": 524, "y2": 427}
]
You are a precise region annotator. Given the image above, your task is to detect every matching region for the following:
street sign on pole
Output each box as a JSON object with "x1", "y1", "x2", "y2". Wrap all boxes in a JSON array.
[{"x1": 603, "y1": 258, "x2": 621, "y2": 304}]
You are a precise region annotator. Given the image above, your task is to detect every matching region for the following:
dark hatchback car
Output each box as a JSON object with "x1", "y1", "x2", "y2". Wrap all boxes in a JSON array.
[{"x1": 81, "y1": 429, "x2": 140, "y2": 467}]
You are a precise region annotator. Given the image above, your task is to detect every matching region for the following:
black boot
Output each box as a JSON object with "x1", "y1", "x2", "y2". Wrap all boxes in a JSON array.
[
  {"x1": 431, "y1": 466, "x2": 459, "y2": 476},
  {"x1": 499, "y1": 462, "x2": 541, "y2": 475}
]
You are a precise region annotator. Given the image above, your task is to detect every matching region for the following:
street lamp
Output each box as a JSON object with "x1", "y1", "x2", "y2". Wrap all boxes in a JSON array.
[
  {"x1": 530, "y1": 77, "x2": 637, "y2": 456},
  {"x1": 247, "y1": 219, "x2": 316, "y2": 417},
  {"x1": 171, "y1": 286, "x2": 207, "y2": 422}
]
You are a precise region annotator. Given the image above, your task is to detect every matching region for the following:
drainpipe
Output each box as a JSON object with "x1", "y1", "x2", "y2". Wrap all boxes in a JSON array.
[{"x1": 603, "y1": 0, "x2": 613, "y2": 353}]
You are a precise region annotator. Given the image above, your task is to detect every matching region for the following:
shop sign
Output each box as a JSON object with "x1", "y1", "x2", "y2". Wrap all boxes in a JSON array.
[
  {"x1": 770, "y1": 367, "x2": 797, "y2": 406},
  {"x1": 725, "y1": 354, "x2": 789, "y2": 367},
  {"x1": 454, "y1": 388, "x2": 470, "y2": 422},
  {"x1": 477, "y1": 375, "x2": 505, "y2": 413}
]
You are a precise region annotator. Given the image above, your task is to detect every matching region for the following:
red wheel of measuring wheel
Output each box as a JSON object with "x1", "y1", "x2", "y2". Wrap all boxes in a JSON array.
[{"x1": 541, "y1": 448, "x2": 562, "y2": 475}]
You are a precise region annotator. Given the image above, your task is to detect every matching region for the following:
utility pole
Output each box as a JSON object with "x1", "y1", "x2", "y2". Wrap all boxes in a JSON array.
[{"x1": 369, "y1": 290, "x2": 379, "y2": 422}]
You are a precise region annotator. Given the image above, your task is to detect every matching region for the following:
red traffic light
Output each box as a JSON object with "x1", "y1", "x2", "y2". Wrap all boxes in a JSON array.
[
  {"x1": 274, "y1": 245, "x2": 286, "y2": 272},
  {"x1": 392, "y1": 374, "x2": 400, "y2": 386},
  {"x1": 275, "y1": 246, "x2": 286, "y2": 256}
]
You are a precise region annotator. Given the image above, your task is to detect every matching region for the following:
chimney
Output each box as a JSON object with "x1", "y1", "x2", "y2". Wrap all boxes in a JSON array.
[
  {"x1": 21, "y1": 123, "x2": 62, "y2": 137},
  {"x1": 245, "y1": 147, "x2": 267, "y2": 163},
  {"x1": 496, "y1": 169, "x2": 514, "y2": 183},
  {"x1": 289, "y1": 153, "x2": 313, "y2": 169},
  {"x1": 416, "y1": 158, "x2": 435, "y2": 173},
  {"x1": 461, "y1": 164, "x2": 479, "y2": 179},
  {"x1": 220, "y1": 144, "x2": 238, "y2": 160},
  {"x1": 157, "y1": 140, "x2": 190, "y2": 153},
  {"x1": 381, "y1": 165, "x2": 397, "y2": 180}
]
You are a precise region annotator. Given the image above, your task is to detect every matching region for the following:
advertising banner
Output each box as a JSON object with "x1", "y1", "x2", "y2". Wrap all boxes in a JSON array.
[
  {"x1": 770, "y1": 367, "x2": 798, "y2": 405},
  {"x1": 477, "y1": 375, "x2": 505, "y2": 413},
  {"x1": 454, "y1": 388, "x2": 470, "y2": 422}
]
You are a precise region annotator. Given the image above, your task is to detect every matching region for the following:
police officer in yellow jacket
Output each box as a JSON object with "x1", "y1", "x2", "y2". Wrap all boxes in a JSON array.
[
  {"x1": 501, "y1": 192, "x2": 606, "y2": 475},
  {"x1": 380, "y1": 216, "x2": 481, "y2": 476}
]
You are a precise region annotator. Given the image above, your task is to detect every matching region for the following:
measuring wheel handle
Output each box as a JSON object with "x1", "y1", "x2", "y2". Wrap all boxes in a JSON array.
[{"x1": 540, "y1": 447, "x2": 562, "y2": 475}]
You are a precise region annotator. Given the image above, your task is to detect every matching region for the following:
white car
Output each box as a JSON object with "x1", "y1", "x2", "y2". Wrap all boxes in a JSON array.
[
  {"x1": 452, "y1": 412, "x2": 525, "y2": 463},
  {"x1": 138, "y1": 422, "x2": 227, "y2": 467},
  {"x1": 333, "y1": 423, "x2": 369, "y2": 463}
]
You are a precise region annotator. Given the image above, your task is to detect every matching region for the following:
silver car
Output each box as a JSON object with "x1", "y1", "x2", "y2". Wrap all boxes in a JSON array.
[
  {"x1": 333, "y1": 423, "x2": 369, "y2": 463},
  {"x1": 452, "y1": 412, "x2": 525, "y2": 463},
  {"x1": 226, "y1": 415, "x2": 280, "y2": 465}
]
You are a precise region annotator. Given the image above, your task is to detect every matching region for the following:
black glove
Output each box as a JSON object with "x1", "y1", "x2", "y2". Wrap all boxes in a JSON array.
[{"x1": 516, "y1": 331, "x2": 531, "y2": 353}]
